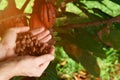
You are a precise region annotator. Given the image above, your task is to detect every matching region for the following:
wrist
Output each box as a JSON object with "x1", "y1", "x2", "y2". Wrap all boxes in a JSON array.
[
  {"x1": 0, "y1": 68, "x2": 14, "y2": 80},
  {"x1": 0, "y1": 60, "x2": 18, "y2": 80}
]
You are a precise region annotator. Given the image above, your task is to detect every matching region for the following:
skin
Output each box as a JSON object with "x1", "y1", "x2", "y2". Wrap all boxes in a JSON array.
[{"x1": 0, "y1": 27, "x2": 55, "y2": 80}]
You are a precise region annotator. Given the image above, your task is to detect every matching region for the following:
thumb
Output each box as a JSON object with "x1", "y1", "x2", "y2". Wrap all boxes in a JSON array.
[{"x1": 2, "y1": 27, "x2": 30, "y2": 48}]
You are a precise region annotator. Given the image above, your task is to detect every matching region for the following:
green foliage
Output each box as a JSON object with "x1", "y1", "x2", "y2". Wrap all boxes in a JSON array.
[
  {"x1": 111, "y1": 0, "x2": 120, "y2": 6},
  {"x1": 108, "y1": 27, "x2": 120, "y2": 49},
  {"x1": 12, "y1": 77, "x2": 24, "y2": 80},
  {"x1": 39, "y1": 62, "x2": 58, "y2": 80},
  {"x1": 55, "y1": 46, "x2": 84, "y2": 79},
  {"x1": 98, "y1": 48, "x2": 119, "y2": 80},
  {"x1": 56, "y1": 28, "x2": 101, "y2": 76},
  {"x1": 78, "y1": 51, "x2": 100, "y2": 77},
  {"x1": 55, "y1": 0, "x2": 120, "y2": 79},
  {"x1": 56, "y1": 0, "x2": 120, "y2": 79}
]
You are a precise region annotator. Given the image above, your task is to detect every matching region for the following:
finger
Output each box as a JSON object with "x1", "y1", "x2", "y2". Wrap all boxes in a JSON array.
[
  {"x1": 10, "y1": 26, "x2": 30, "y2": 33},
  {"x1": 37, "y1": 30, "x2": 50, "y2": 40},
  {"x1": 34, "y1": 54, "x2": 54, "y2": 65},
  {"x1": 30, "y1": 27, "x2": 45, "y2": 36},
  {"x1": 39, "y1": 35, "x2": 52, "y2": 43},
  {"x1": 49, "y1": 45, "x2": 55, "y2": 55}
]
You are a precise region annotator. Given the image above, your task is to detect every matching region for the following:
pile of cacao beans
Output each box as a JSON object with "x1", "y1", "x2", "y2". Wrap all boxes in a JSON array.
[
  {"x1": 15, "y1": 0, "x2": 56, "y2": 56},
  {"x1": 15, "y1": 32, "x2": 53, "y2": 56}
]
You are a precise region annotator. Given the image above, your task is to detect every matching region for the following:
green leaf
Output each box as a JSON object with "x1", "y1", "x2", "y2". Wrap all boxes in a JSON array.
[
  {"x1": 59, "y1": 28, "x2": 105, "y2": 58},
  {"x1": 108, "y1": 29, "x2": 120, "y2": 49},
  {"x1": 63, "y1": 42, "x2": 100, "y2": 77},
  {"x1": 63, "y1": 42, "x2": 84, "y2": 62},
  {"x1": 64, "y1": 12, "x2": 88, "y2": 24},
  {"x1": 39, "y1": 61, "x2": 58, "y2": 80},
  {"x1": 92, "y1": 8, "x2": 112, "y2": 19},
  {"x1": 12, "y1": 76, "x2": 24, "y2": 80},
  {"x1": 74, "y1": 28, "x2": 106, "y2": 57},
  {"x1": 113, "y1": 22, "x2": 120, "y2": 29},
  {"x1": 78, "y1": 7, "x2": 102, "y2": 21},
  {"x1": 79, "y1": 51, "x2": 100, "y2": 77},
  {"x1": 111, "y1": 0, "x2": 120, "y2": 5}
]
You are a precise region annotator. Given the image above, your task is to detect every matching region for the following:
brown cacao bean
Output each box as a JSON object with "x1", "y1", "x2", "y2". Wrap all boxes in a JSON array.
[{"x1": 15, "y1": 32, "x2": 53, "y2": 56}]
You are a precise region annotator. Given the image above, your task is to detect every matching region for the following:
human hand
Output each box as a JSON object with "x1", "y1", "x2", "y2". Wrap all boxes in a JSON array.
[
  {"x1": 0, "y1": 27, "x2": 30, "y2": 60},
  {"x1": 15, "y1": 48, "x2": 54, "y2": 77},
  {"x1": 0, "y1": 52, "x2": 54, "y2": 80},
  {"x1": 0, "y1": 26, "x2": 52, "y2": 60}
]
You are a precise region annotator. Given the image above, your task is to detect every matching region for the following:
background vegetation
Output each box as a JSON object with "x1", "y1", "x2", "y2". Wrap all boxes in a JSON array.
[{"x1": 1, "y1": 0, "x2": 120, "y2": 80}]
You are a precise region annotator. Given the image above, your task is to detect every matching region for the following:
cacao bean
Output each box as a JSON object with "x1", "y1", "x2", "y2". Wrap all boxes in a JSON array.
[{"x1": 15, "y1": 32, "x2": 53, "y2": 56}]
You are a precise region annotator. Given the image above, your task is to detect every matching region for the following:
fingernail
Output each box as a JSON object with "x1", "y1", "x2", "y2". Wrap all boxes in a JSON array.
[
  {"x1": 22, "y1": 26, "x2": 30, "y2": 29},
  {"x1": 46, "y1": 30, "x2": 50, "y2": 34},
  {"x1": 30, "y1": 27, "x2": 45, "y2": 35},
  {"x1": 26, "y1": 27, "x2": 30, "y2": 30},
  {"x1": 36, "y1": 27, "x2": 45, "y2": 32},
  {"x1": 40, "y1": 27, "x2": 45, "y2": 31},
  {"x1": 23, "y1": 26, "x2": 29, "y2": 27}
]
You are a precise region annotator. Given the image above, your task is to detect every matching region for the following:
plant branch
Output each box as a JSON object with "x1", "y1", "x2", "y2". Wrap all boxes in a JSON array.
[
  {"x1": 21, "y1": 0, "x2": 30, "y2": 12},
  {"x1": 0, "y1": 13, "x2": 30, "y2": 22},
  {"x1": 60, "y1": 15, "x2": 120, "y2": 29},
  {"x1": 7, "y1": 0, "x2": 16, "y2": 8}
]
